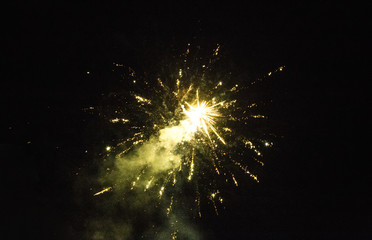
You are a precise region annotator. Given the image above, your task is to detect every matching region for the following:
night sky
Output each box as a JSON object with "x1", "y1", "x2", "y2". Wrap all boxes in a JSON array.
[{"x1": 3, "y1": 2, "x2": 368, "y2": 239}]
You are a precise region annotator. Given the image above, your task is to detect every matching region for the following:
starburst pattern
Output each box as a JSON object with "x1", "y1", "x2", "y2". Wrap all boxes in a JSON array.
[{"x1": 90, "y1": 44, "x2": 284, "y2": 220}]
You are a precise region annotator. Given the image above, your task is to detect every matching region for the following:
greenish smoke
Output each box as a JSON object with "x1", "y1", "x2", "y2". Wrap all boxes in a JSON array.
[{"x1": 82, "y1": 123, "x2": 203, "y2": 239}]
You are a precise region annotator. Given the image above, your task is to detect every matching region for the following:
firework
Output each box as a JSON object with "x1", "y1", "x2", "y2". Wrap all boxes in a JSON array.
[{"x1": 92, "y1": 44, "x2": 284, "y2": 220}]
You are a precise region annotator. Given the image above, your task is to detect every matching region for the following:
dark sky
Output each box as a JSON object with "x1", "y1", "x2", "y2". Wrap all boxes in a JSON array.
[{"x1": 3, "y1": 1, "x2": 369, "y2": 239}]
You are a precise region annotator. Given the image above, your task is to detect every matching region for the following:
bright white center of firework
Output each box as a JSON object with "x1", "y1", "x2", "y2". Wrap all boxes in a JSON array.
[
  {"x1": 182, "y1": 93, "x2": 225, "y2": 144},
  {"x1": 186, "y1": 102, "x2": 208, "y2": 133}
]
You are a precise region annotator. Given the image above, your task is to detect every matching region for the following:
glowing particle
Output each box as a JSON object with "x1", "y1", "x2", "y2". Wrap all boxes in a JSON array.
[{"x1": 106, "y1": 146, "x2": 111, "y2": 151}]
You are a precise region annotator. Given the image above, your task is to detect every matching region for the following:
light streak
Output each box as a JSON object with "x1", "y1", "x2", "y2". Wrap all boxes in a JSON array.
[
  {"x1": 110, "y1": 118, "x2": 130, "y2": 123},
  {"x1": 167, "y1": 196, "x2": 174, "y2": 216},
  {"x1": 134, "y1": 94, "x2": 152, "y2": 105},
  {"x1": 159, "y1": 186, "x2": 165, "y2": 198},
  {"x1": 93, "y1": 187, "x2": 112, "y2": 196},
  {"x1": 145, "y1": 177, "x2": 154, "y2": 191},
  {"x1": 231, "y1": 174, "x2": 239, "y2": 187}
]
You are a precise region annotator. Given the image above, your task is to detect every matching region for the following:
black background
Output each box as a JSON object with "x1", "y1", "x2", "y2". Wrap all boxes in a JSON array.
[{"x1": 3, "y1": 1, "x2": 369, "y2": 239}]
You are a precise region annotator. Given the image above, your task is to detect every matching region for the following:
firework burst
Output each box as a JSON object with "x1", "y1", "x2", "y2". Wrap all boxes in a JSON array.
[{"x1": 91, "y1": 44, "x2": 284, "y2": 220}]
